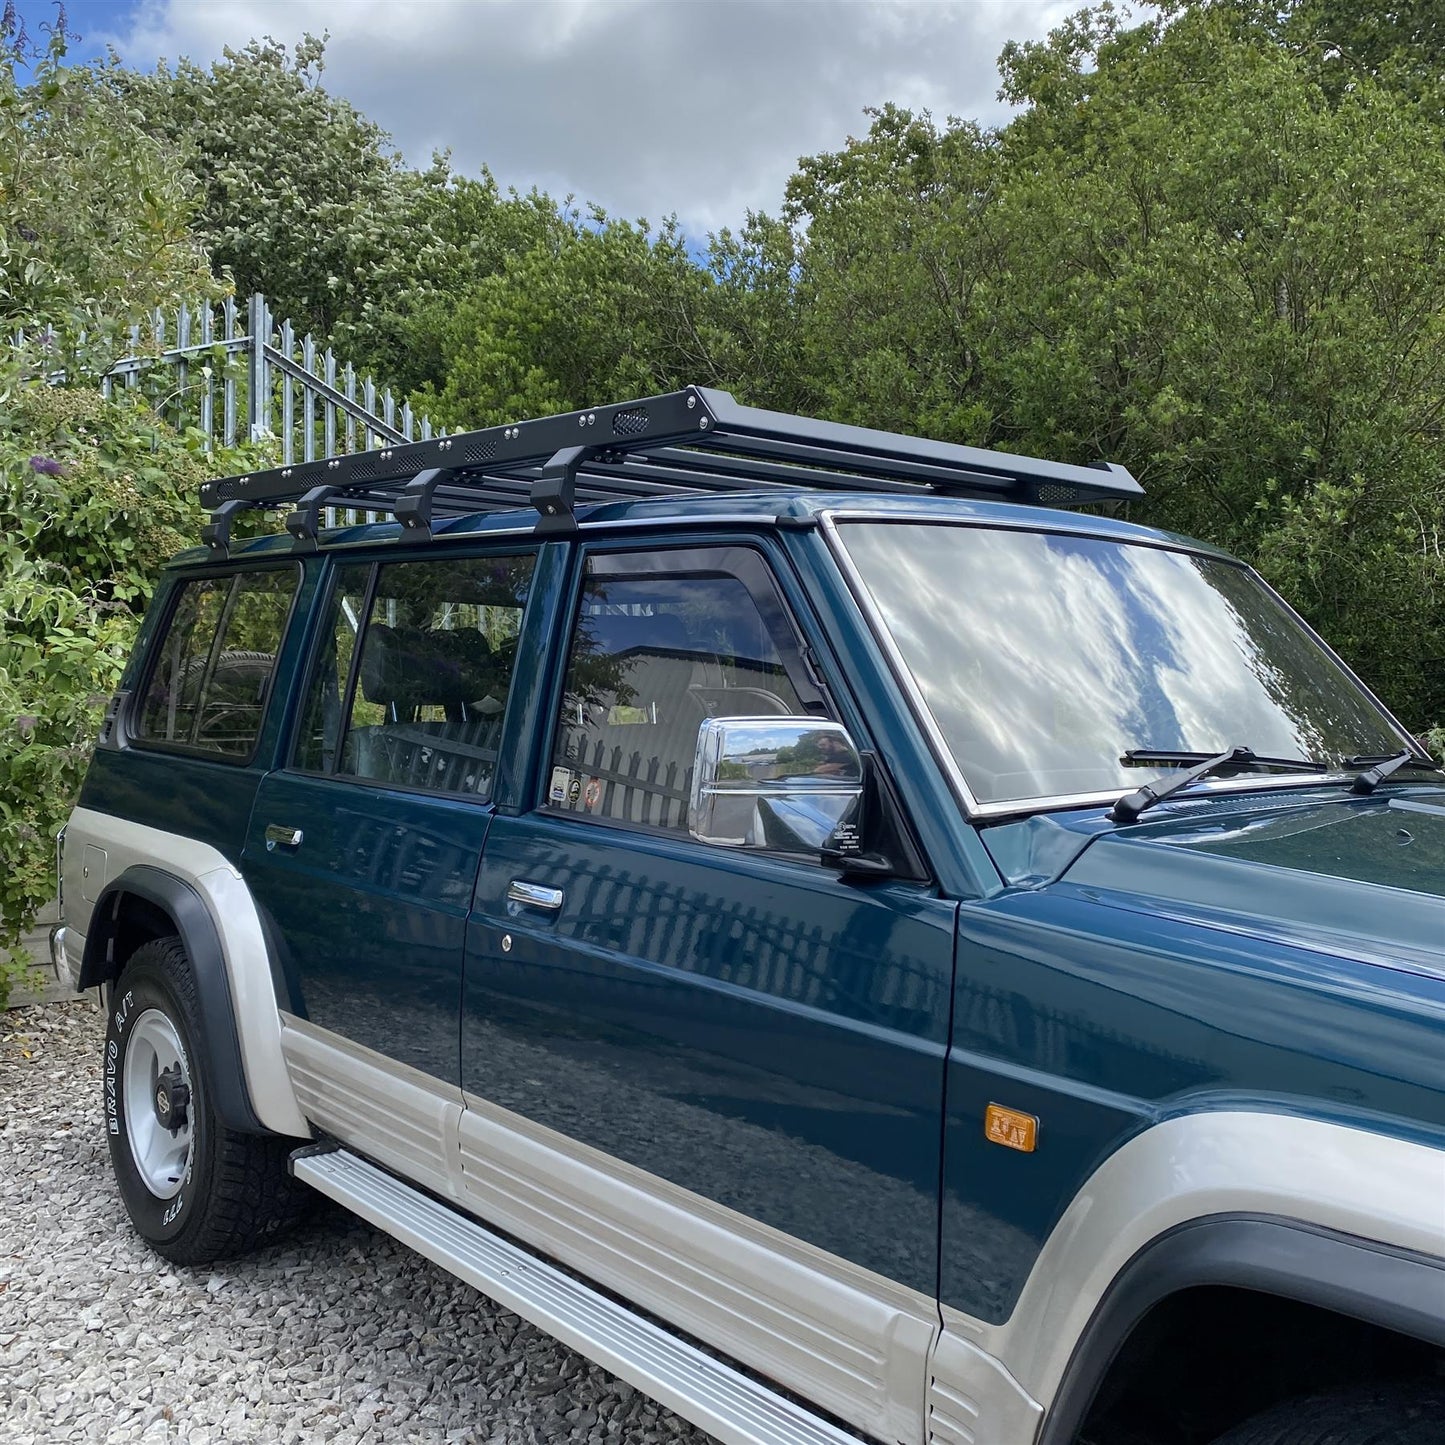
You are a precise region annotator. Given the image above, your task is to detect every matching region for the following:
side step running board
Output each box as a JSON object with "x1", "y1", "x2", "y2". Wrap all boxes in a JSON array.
[{"x1": 292, "y1": 1148, "x2": 865, "y2": 1445}]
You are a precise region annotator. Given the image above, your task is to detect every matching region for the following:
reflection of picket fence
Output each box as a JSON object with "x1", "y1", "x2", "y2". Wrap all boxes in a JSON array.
[{"x1": 77, "y1": 291, "x2": 443, "y2": 460}]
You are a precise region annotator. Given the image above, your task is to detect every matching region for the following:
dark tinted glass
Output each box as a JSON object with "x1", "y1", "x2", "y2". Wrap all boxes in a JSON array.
[
  {"x1": 840, "y1": 523, "x2": 1405, "y2": 806},
  {"x1": 550, "y1": 551, "x2": 807, "y2": 831},
  {"x1": 292, "y1": 563, "x2": 371, "y2": 773},
  {"x1": 135, "y1": 568, "x2": 297, "y2": 758},
  {"x1": 298, "y1": 554, "x2": 534, "y2": 797}
]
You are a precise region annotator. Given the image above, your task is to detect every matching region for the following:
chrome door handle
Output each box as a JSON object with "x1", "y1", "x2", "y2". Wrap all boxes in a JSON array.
[
  {"x1": 265, "y1": 824, "x2": 304, "y2": 851},
  {"x1": 507, "y1": 880, "x2": 563, "y2": 910}
]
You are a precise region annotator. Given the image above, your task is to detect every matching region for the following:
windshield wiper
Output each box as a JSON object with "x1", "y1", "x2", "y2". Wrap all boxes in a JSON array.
[
  {"x1": 1347, "y1": 749, "x2": 1444, "y2": 794},
  {"x1": 1122, "y1": 749, "x2": 1328, "y2": 771},
  {"x1": 1110, "y1": 745, "x2": 1324, "y2": 825}
]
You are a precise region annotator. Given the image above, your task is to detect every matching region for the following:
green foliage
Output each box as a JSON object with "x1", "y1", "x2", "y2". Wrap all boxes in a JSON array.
[
  {"x1": 115, "y1": 36, "x2": 430, "y2": 356},
  {"x1": 784, "y1": 2, "x2": 1445, "y2": 730},
  {"x1": 115, "y1": 37, "x2": 579, "y2": 394},
  {"x1": 1288, "y1": 0, "x2": 1445, "y2": 103},
  {"x1": 424, "y1": 210, "x2": 704, "y2": 426},
  {"x1": 0, "y1": 11, "x2": 214, "y2": 355},
  {"x1": 426, "y1": 203, "x2": 816, "y2": 429},
  {"x1": 0, "y1": 371, "x2": 263, "y2": 1005}
]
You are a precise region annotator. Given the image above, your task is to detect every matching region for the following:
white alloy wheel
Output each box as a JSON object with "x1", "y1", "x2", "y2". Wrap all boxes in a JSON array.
[{"x1": 122, "y1": 1008, "x2": 194, "y2": 1199}]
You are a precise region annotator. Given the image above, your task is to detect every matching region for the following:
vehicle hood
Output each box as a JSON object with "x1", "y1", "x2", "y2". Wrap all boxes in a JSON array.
[{"x1": 1051, "y1": 790, "x2": 1445, "y2": 980}]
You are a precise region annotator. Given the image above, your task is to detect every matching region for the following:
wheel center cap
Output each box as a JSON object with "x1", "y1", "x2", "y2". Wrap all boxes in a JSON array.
[{"x1": 153, "y1": 1066, "x2": 189, "y2": 1131}]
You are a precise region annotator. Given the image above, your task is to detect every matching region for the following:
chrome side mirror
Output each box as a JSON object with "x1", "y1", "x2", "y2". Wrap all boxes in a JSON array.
[{"x1": 689, "y1": 717, "x2": 864, "y2": 854}]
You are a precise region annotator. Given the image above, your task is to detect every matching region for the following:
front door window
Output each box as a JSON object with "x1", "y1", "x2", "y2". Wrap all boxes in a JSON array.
[{"x1": 547, "y1": 546, "x2": 822, "y2": 831}]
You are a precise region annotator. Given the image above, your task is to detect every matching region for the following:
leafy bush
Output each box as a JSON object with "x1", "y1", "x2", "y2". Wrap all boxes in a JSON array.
[{"x1": 0, "y1": 372, "x2": 263, "y2": 1004}]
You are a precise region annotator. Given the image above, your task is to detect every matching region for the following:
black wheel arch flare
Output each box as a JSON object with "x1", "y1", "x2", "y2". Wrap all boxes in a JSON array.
[
  {"x1": 1038, "y1": 1212, "x2": 1445, "y2": 1445},
  {"x1": 81, "y1": 864, "x2": 266, "y2": 1135}
]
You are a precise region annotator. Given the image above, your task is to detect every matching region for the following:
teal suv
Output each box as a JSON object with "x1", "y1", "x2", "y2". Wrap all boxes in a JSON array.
[{"x1": 55, "y1": 390, "x2": 1445, "y2": 1445}]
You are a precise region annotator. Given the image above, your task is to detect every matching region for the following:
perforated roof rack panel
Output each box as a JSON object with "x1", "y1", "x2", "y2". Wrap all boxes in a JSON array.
[{"x1": 198, "y1": 386, "x2": 1143, "y2": 549}]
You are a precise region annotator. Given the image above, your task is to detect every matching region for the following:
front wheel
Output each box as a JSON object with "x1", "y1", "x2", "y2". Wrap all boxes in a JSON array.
[
  {"x1": 1209, "y1": 1384, "x2": 1445, "y2": 1445},
  {"x1": 104, "y1": 935, "x2": 307, "y2": 1263}
]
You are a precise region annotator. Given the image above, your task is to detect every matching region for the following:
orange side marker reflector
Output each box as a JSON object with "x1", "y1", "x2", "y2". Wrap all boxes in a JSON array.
[{"x1": 985, "y1": 1104, "x2": 1039, "y2": 1153}]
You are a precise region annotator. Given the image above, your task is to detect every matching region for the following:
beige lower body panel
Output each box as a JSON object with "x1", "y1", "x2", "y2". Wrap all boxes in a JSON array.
[
  {"x1": 63, "y1": 807, "x2": 309, "y2": 1137},
  {"x1": 925, "y1": 1330, "x2": 1042, "y2": 1445},
  {"x1": 280, "y1": 1015, "x2": 462, "y2": 1204},
  {"x1": 457, "y1": 1092, "x2": 936, "y2": 1445},
  {"x1": 277, "y1": 1016, "x2": 965, "y2": 1445}
]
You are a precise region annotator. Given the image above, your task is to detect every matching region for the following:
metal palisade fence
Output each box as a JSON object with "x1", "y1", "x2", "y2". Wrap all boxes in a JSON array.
[{"x1": 87, "y1": 292, "x2": 445, "y2": 463}]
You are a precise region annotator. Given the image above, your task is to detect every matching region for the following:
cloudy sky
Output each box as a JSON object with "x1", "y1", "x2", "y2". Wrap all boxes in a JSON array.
[{"x1": 57, "y1": 0, "x2": 1079, "y2": 239}]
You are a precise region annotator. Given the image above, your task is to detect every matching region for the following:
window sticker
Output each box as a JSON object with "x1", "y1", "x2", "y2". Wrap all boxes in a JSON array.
[{"x1": 549, "y1": 766, "x2": 573, "y2": 805}]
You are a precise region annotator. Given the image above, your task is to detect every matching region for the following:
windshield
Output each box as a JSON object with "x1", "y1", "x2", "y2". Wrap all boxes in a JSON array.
[{"x1": 837, "y1": 521, "x2": 1409, "y2": 809}]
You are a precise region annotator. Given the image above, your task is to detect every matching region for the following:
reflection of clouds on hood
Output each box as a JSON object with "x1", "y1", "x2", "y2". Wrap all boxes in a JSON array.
[{"x1": 843, "y1": 524, "x2": 1396, "y2": 804}]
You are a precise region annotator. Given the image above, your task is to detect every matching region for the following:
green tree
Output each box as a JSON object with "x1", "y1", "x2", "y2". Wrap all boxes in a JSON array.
[
  {"x1": 117, "y1": 36, "x2": 433, "y2": 354},
  {"x1": 428, "y1": 203, "x2": 814, "y2": 429},
  {"x1": 697, "y1": 212, "x2": 811, "y2": 413},
  {"x1": 784, "y1": 3, "x2": 1445, "y2": 728},
  {"x1": 117, "y1": 37, "x2": 583, "y2": 394},
  {"x1": 784, "y1": 105, "x2": 1002, "y2": 442},
  {"x1": 425, "y1": 209, "x2": 711, "y2": 427},
  {"x1": 0, "y1": 7, "x2": 213, "y2": 354}
]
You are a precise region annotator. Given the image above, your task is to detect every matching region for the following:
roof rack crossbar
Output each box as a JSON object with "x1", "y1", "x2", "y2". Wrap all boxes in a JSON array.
[
  {"x1": 668, "y1": 434, "x2": 1013, "y2": 490},
  {"x1": 589, "y1": 453, "x2": 933, "y2": 496}
]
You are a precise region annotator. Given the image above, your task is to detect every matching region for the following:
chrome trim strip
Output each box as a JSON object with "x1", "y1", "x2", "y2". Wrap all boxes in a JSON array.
[
  {"x1": 1391, "y1": 798, "x2": 1445, "y2": 818},
  {"x1": 294, "y1": 1148, "x2": 863, "y2": 1445},
  {"x1": 57, "y1": 926, "x2": 85, "y2": 991},
  {"x1": 50, "y1": 925, "x2": 81, "y2": 991},
  {"x1": 968, "y1": 771, "x2": 1366, "y2": 820}
]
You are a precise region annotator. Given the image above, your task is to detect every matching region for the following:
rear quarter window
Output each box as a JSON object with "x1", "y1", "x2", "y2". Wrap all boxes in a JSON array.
[{"x1": 133, "y1": 567, "x2": 299, "y2": 760}]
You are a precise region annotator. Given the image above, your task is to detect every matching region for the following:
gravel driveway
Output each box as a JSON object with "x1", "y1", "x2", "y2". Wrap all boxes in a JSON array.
[{"x1": 0, "y1": 999, "x2": 714, "y2": 1445}]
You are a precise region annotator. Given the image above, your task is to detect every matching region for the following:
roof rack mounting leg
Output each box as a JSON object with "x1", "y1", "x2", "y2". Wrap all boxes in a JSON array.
[
  {"x1": 200, "y1": 499, "x2": 248, "y2": 559},
  {"x1": 394, "y1": 467, "x2": 452, "y2": 542},
  {"x1": 284, "y1": 486, "x2": 337, "y2": 552},
  {"x1": 533, "y1": 446, "x2": 586, "y2": 534}
]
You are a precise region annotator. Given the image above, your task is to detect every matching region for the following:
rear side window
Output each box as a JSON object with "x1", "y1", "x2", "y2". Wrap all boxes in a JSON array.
[
  {"x1": 134, "y1": 567, "x2": 299, "y2": 759},
  {"x1": 292, "y1": 552, "x2": 535, "y2": 799}
]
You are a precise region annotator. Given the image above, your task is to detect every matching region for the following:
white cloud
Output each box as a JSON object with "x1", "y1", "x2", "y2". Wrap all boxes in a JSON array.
[{"x1": 92, "y1": 0, "x2": 1080, "y2": 240}]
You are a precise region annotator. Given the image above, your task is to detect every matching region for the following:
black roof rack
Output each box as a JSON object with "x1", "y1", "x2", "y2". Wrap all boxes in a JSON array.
[{"x1": 199, "y1": 386, "x2": 1142, "y2": 554}]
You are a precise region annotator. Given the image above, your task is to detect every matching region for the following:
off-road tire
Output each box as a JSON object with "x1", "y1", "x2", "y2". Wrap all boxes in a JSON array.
[
  {"x1": 1208, "y1": 1384, "x2": 1445, "y2": 1445},
  {"x1": 104, "y1": 934, "x2": 307, "y2": 1263}
]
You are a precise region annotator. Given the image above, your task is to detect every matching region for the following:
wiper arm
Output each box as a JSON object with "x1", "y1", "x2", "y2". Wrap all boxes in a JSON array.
[
  {"x1": 1110, "y1": 745, "x2": 1323, "y2": 825},
  {"x1": 1123, "y1": 749, "x2": 1328, "y2": 772},
  {"x1": 1348, "y1": 749, "x2": 1444, "y2": 794}
]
